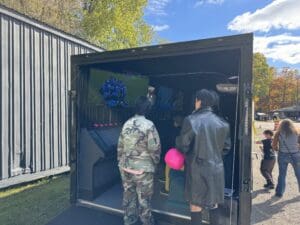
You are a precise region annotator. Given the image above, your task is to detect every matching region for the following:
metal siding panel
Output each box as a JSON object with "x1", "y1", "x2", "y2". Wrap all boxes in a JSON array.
[
  {"x1": 40, "y1": 32, "x2": 45, "y2": 171},
  {"x1": 34, "y1": 29, "x2": 42, "y2": 172},
  {"x1": 12, "y1": 20, "x2": 22, "y2": 175},
  {"x1": 74, "y1": 46, "x2": 79, "y2": 55},
  {"x1": 0, "y1": 16, "x2": 1, "y2": 179},
  {"x1": 43, "y1": 33, "x2": 50, "y2": 170},
  {"x1": 19, "y1": 22, "x2": 24, "y2": 172},
  {"x1": 8, "y1": 17, "x2": 13, "y2": 178},
  {"x1": 1, "y1": 16, "x2": 10, "y2": 179},
  {"x1": 49, "y1": 34, "x2": 54, "y2": 169},
  {"x1": 24, "y1": 24, "x2": 32, "y2": 172},
  {"x1": 0, "y1": 9, "x2": 97, "y2": 181},
  {"x1": 60, "y1": 41, "x2": 66, "y2": 166},
  {"x1": 66, "y1": 43, "x2": 72, "y2": 162},
  {"x1": 52, "y1": 36, "x2": 59, "y2": 168}
]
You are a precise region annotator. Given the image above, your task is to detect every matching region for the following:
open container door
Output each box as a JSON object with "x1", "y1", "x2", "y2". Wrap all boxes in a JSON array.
[
  {"x1": 65, "y1": 33, "x2": 253, "y2": 225},
  {"x1": 236, "y1": 38, "x2": 253, "y2": 225}
]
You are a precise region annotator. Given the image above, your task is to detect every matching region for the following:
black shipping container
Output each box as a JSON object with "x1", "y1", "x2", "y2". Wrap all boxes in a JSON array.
[{"x1": 51, "y1": 33, "x2": 253, "y2": 225}]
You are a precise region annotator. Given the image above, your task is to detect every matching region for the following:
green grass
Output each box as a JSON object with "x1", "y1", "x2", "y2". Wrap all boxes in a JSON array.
[{"x1": 0, "y1": 175, "x2": 70, "y2": 225}]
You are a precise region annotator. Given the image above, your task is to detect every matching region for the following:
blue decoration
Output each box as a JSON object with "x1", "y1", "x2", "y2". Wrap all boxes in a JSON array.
[{"x1": 100, "y1": 77, "x2": 128, "y2": 107}]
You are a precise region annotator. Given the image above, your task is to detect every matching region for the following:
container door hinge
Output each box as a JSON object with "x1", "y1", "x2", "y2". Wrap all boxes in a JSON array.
[
  {"x1": 68, "y1": 90, "x2": 77, "y2": 99},
  {"x1": 243, "y1": 178, "x2": 251, "y2": 192}
]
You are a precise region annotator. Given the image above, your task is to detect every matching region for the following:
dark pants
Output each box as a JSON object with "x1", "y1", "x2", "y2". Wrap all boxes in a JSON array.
[
  {"x1": 260, "y1": 158, "x2": 276, "y2": 183},
  {"x1": 276, "y1": 152, "x2": 300, "y2": 196}
]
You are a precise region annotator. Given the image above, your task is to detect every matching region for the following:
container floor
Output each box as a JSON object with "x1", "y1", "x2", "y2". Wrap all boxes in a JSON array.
[
  {"x1": 92, "y1": 182, "x2": 190, "y2": 219},
  {"x1": 47, "y1": 205, "x2": 179, "y2": 225}
]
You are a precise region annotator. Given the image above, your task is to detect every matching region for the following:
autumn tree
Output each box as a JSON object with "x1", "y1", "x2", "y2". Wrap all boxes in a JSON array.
[{"x1": 268, "y1": 68, "x2": 300, "y2": 110}]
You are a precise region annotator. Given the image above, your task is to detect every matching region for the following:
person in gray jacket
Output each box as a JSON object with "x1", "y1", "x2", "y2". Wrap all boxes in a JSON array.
[{"x1": 176, "y1": 89, "x2": 231, "y2": 225}]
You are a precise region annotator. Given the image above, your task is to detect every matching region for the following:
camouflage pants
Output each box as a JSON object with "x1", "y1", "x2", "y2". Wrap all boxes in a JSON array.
[{"x1": 120, "y1": 170, "x2": 155, "y2": 225}]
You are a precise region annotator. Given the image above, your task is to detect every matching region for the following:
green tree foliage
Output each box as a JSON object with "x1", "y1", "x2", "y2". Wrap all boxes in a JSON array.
[
  {"x1": 81, "y1": 0, "x2": 153, "y2": 50},
  {"x1": 0, "y1": 0, "x2": 82, "y2": 34},
  {"x1": 0, "y1": 0, "x2": 154, "y2": 50},
  {"x1": 253, "y1": 52, "x2": 275, "y2": 105}
]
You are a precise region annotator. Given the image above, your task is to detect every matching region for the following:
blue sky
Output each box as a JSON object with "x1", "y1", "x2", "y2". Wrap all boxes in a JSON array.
[{"x1": 144, "y1": 0, "x2": 300, "y2": 70}]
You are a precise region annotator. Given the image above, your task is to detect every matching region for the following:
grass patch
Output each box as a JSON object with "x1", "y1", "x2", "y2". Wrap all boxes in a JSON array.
[{"x1": 0, "y1": 175, "x2": 70, "y2": 225}]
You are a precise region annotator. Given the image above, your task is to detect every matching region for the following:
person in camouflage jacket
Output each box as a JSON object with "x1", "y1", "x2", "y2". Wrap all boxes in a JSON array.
[{"x1": 118, "y1": 96, "x2": 161, "y2": 225}]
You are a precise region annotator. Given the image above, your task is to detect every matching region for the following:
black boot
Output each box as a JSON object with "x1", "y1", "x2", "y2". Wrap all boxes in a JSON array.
[
  {"x1": 191, "y1": 211, "x2": 203, "y2": 225},
  {"x1": 209, "y1": 208, "x2": 221, "y2": 225},
  {"x1": 264, "y1": 180, "x2": 275, "y2": 189}
]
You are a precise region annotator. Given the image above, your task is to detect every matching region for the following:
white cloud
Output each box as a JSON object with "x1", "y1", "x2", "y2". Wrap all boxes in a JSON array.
[
  {"x1": 152, "y1": 24, "x2": 170, "y2": 32},
  {"x1": 195, "y1": 0, "x2": 224, "y2": 7},
  {"x1": 254, "y1": 34, "x2": 300, "y2": 65},
  {"x1": 146, "y1": 0, "x2": 172, "y2": 16},
  {"x1": 228, "y1": 0, "x2": 300, "y2": 33}
]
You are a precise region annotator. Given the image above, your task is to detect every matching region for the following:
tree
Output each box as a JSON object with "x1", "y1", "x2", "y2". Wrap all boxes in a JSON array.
[
  {"x1": 80, "y1": 0, "x2": 153, "y2": 50},
  {"x1": 253, "y1": 53, "x2": 274, "y2": 103},
  {"x1": 0, "y1": 0, "x2": 154, "y2": 50},
  {"x1": 268, "y1": 68, "x2": 299, "y2": 110},
  {"x1": 0, "y1": 0, "x2": 82, "y2": 34},
  {"x1": 253, "y1": 53, "x2": 300, "y2": 112}
]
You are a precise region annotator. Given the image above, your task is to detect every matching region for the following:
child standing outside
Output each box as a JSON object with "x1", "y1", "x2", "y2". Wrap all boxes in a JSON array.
[{"x1": 257, "y1": 130, "x2": 276, "y2": 189}]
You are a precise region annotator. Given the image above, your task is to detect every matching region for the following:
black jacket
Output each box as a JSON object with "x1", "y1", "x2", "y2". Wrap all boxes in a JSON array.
[{"x1": 176, "y1": 107, "x2": 231, "y2": 206}]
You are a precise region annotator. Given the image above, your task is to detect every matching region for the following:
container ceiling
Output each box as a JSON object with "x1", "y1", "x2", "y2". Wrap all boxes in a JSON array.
[{"x1": 90, "y1": 49, "x2": 241, "y2": 79}]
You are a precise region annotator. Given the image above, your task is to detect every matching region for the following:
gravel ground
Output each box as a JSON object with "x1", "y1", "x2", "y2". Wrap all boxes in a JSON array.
[{"x1": 251, "y1": 121, "x2": 300, "y2": 225}]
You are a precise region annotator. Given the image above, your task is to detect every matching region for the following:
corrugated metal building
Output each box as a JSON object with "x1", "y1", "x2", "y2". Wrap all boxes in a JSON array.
[{"x1": 0, "y1": 5, "x2": 103, "y2": 181}]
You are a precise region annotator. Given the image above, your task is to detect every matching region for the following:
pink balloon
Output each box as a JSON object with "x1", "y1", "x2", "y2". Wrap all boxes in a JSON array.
[{"x1": 165, "y1": 148, "x2": 185, "y2": 170}]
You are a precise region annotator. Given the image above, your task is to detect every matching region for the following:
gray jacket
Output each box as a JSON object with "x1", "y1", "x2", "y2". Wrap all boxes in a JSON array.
[{"x1": 273, "y1": 132, "x2": 300, "y2": 154}]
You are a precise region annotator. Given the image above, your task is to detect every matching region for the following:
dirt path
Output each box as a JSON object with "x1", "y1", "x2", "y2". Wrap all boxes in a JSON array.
[{"x1": 251, "y1": 122, "x2": 300, "y2": 225}]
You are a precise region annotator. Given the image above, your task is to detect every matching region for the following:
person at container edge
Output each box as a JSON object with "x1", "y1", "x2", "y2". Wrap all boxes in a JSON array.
[
  {"x1": 176, "y1": 89, "x2": 231, "y2": 225},
  {"x1": 272, "y1": 119, "x2": 300, "y2": 198},
  {"x1": 117, "y1": 96, "x2": 161, "y2": 225}
]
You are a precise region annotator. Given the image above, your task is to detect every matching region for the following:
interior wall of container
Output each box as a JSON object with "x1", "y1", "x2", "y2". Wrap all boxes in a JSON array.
[{"x1": 76, "y1": 48, "x2": 242, "y2": 198}]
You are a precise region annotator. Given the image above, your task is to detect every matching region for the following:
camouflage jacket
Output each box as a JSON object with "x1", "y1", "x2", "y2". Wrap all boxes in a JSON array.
[{"x1": 117, "y1": 115, "x2": 161, "y2": 173}]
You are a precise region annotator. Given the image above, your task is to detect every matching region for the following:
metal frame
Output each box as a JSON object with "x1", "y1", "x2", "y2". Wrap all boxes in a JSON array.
[{"x1": 70, "y1": 33, "x2": 253, "y2": 225}]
